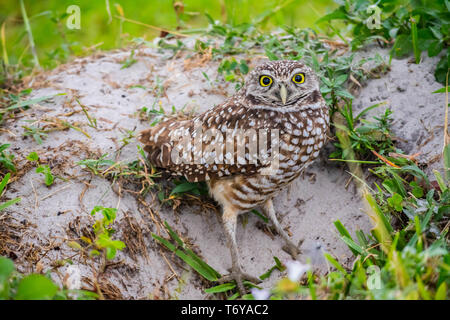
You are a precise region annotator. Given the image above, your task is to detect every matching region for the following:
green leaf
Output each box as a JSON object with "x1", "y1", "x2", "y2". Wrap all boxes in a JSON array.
[
  {"x1": 259, "y1": 256, "x2": 285, "y2": 280},
  {"x1": 335, "y1": 90, "x2": 354, "y2": 99},
  {"x1": 433, "y1": 170, "x2": 447, "y2": 192},
  {"x1": 170, "y1": 182, "x2": 198, "y2": 195},
  {"x1": 106, "y1": 247, "x2": 117, "y2": 260},
  {"x1": 435, "y1": 282, "x2": 447, "y2": 300},
  {"x1": 250, "y1": 209, "x2": 269, "y2": 223},
  {"x1": 335, "y1": 74, "x2": 348, "y2": 85},
  {"x1": 0, "y1": 172, "x2": 11, "y2": 194},
  {"x1": 0, "y1": 256, "x2": 15, "y2": 282},
  {"x1": 239, "y1": 60, "x2": 249, "y2": 74},
  {"x1": 315, "y1": 7, "x2": 348, "y2": 24},
  {"x1": 354, "y1": 102, "x2": 386, "y2": 122},
  {"x1": 428, "y1": 40, "x2": 443, "y2": 57},
  {"x1": 265, "y1": 49, "x2": 279, "y2": 61},
  {"x1": 410, "y1": 181, "x2": 424, "y2": 198},
  {"x1": 0, "y1": 144, "x2": 10, "y2": 153},
  {"x1": 15, "y1": 274, "x2": 58, "y2": 300},
  {"x1": 410, "y1": 16, "x2": 421, "y2": 64},
  {"x1": 26, "y1": 152, "x2": 39, "y2": 162},
  {"x1": 91, "y1": 206, "x2": 117, "y2": 225},
  {"x1": 416, "y1": 275, "x2": 431, "y2": 300},
  {"x1": 4, "y1": 93, "x2": 66, "y2": 111},
  {"x1": 444, "y1": 144, "x2": 450, "y2": 181},
  {"x1": 0, "y1": 197, "x2": 21, "y2": 211},
  {"x1": 152, "y1": 233, "x2": 220, "y2": 282},
  {"x1": 387, "y1": 193, "x2": 403, "y2": 212},
  {"x1": 341, "y1": 236, "x2": 365, "y2": 256},
  {"x1": 227, "y1": 292, "x2": 240, "y2": 300},
  {"x1": 434, "y1": 53, "x2": 449, "y2": 84},
  {"x1": 158, "y1": 190, "x2": 165, "y2": 202},
  {"x1": 205, "y1": 283, "x2": 236, "y2": 293},
  {"x1": 164, "y1": 221, "x2": 184, "y2": 248},
  {"x1": 36, "y1": 165, "x2": 54, "y2": 186},
  {"x1": 324, "y1": 253, "x2": 347, "y2": 275},
  {"x1": 432, "y1": 87, "x2": 449, "y2": 94},
  {"x1": 391, "y1": 34, "x2": 412, "y2": 58}
]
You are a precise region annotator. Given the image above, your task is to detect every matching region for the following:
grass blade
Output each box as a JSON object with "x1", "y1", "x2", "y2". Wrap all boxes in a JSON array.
[
  {"x1": 324, "y1": 253, "x2": 347, "y2": 275},
  {"x1": 20, "y1": 0, "x2": 40, "y2": 69},
  {"x1": 410, "y1": 15, "x2": 420, "y2": 64},
  {"x1": 205, "y1": 283, "x2": 236, "y2": 293},
  {"x1": 152, "y1": 233, "x2": 219, "y2": 281},
  {"x1": 0, "y1": 197, "x2": 21, "y2": 211},
  {"x1": 5, "y1": 93, "x2": 66, "y2": 111},
  {"x1": 0, "y1": 172, "x2": 11, "y2": 194}
]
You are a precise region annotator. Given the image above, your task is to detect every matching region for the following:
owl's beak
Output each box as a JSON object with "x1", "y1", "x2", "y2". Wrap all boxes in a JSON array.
[{"x1": 280, "y1": 84, "x2": 287, "y2": 105}]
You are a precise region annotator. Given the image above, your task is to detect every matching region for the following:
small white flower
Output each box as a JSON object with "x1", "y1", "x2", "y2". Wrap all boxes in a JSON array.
[
  {"x1": 251, "y1": 288, "x2": 270, "y2": 300},
  {"x1": 285, "y1": 260, "x2": 310, "y2": 282}
]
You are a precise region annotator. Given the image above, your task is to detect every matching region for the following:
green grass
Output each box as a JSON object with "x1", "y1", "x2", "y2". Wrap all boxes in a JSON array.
[
  {"x1": 318, "y1": 0, "x2": 449, "y2": 84},
  {"x1": 0, "y1": 0, "x2": 336, "y2": 83}
]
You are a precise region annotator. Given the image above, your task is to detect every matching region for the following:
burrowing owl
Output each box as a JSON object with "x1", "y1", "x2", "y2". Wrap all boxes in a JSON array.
[{"x1": 139, "y1": 60, "x2": 329, "y2": 293}]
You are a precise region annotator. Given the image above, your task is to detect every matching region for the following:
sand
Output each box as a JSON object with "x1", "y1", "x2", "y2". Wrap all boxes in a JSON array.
[{"x1": 0, "y1": 41, "x2": 446, "y2": 299}]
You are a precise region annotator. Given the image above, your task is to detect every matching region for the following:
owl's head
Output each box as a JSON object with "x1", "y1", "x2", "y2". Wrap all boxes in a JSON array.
[{"x1": 244, "y1": 60, "x2": 319, "y2": 108}]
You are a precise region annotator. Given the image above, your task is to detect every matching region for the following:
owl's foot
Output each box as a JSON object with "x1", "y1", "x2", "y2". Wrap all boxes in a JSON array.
[
  {"x1": 218, "y1": 270, "x2": 261, "y2": 294},
  {"x1": 282, "y1": 240, "x2": 302, "y2": 260}
]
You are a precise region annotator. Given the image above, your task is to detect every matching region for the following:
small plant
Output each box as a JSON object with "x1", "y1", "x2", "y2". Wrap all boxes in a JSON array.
[
  {"x1": 0, "y1": 144, "x2": 16, "y2": 173},
  {"x1": 153, "y1": 221, "x2": 221, "y2": 282},
  {"x1": 76, "y1": 99, "x2": 97, "y2": 129},
  {"x1": 218, "y1": 57, "x2": 249, "y2": 89},
  {"x1": 77, "y1": 149, "x2": 160, "y2": 195},
  {"x1": 330, "y1": 102, "x2": 395, "y2": 161},
  {"x1": 1, "y1": 90, "x2": 65, "y2": 123},
  {"x1": 87, "y1": 206, "x2": 126, "y2": 261},
  {"x1": 22, "y1": 122, "x2": 48, "y2": 145},
  {"x1": 252, "y1": 162, "x2": 449, "y2": 300},
  {"x1": 153, "y1": 221, "x2": 264, "y2": 299},
  {"x1": 76, "y1": 153, "x2": 116, "y2": 176},
  {"x1": 27, "y1": 152, "x2": 55, "y2": 186},
  {"x1": 317, "y1": 0, "x2": 449, "y2": 84},
  {"x1": 120, "y1": 49, "x2": 137, "y2": 69},
  {"x1": 36, "y1": 165, "x2": 54, "y2": 187},
  {"x1": 0, "y1": 173, "x2": 21, "y2": 211},
  {"x1": 118, "y1": 128, "x2": 136, "y2": 149}
]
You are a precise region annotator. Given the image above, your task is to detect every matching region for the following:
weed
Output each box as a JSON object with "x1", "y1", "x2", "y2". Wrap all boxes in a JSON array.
[
  {"x1": 0, "y1": 89, "x2": 64, "y2": 124},
  {"x1": 77, "y1": 147, "x2": 160, "y2": 196},
  {"x1": 0, "y1": 144, "x2": 16, "y2": 173},
  {"x1": 76, "y1": 99, "x2": 97, "y2": 129},
  {"x1": 88, "y1": 206, "x2": 126, "y2": 260},
  {"x1": 0, "y1": 173, "x2": 21, "y2": 211},
  {"x1": 120, "y1": 49, "x2": 137, "y2": 69},
  {"x1": 318, "y1": 0, "x2": 449, "y2": 84},
  {"x1": 35, "y1": 165, "x2": 54, "y2": 187},
  {"x1": 22, "y1": 122, "x2": 48, "y2": 144},
  {"x1": 26, "y1": 151, "x2": 55, "y2": 186},
  {"x1": 330, "y1": 102, "x2": 395, "y2": 161},
  {"x1": 218, "y1": 57, "x2": 249, "y2": 89}
]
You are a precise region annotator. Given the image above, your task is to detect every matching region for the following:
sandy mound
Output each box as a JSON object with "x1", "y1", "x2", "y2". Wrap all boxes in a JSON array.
[{"x1": 1, "y1": 42, "x2": 445, "y2": 299}]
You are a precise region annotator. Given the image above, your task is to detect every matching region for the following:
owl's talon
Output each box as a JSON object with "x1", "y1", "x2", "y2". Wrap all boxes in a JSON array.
[
  {"x1": 218, "y1": 271, "x2": 261, "y2": 294},
  {"x1": 282, "y1": 243, "x2": 301, "y2": 259}
]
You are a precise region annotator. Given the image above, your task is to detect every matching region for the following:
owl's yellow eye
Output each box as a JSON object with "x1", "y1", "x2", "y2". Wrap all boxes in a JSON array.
[
  {"x1": 292, "y1": 73, "x2": 305, "y2": 84},
  {"x1": 259, "y1": 75, "x2": 273, "y2": 87}
]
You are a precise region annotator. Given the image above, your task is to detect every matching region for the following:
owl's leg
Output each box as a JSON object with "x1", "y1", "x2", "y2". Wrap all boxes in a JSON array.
[
  {"x1": 218, "y1": 205, "x2": 260, "y2": 294},
  {"x1": 262, "y1": 199, "x2": 301, "y2": 259}
]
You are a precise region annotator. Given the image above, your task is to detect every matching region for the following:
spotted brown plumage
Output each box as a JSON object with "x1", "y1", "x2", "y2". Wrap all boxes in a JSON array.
[{"x1": 139, "y1": 60, "x2": 329, "y2": 293}]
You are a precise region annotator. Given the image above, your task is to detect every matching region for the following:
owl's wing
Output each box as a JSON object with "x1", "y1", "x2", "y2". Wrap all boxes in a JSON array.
[{"x1": 138, "y1": 101, "x2": 275, "y2": 182}]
